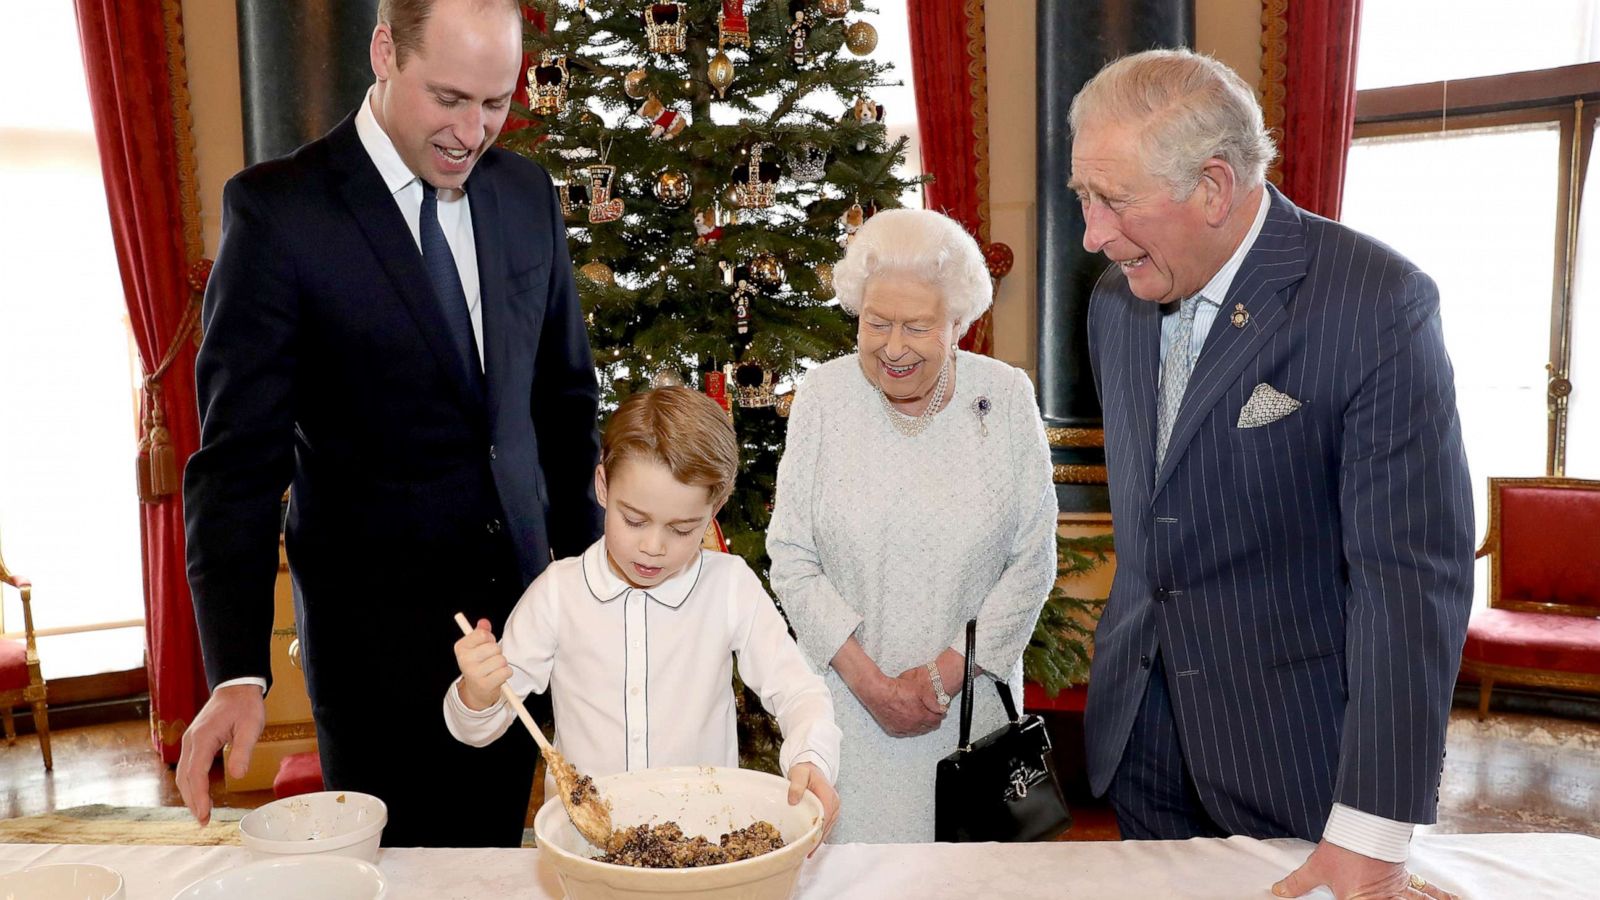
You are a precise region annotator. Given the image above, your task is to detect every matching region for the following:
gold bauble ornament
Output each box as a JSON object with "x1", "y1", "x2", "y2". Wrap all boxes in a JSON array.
[
  {"x1": 579, "y1": 261, "x2": 614, "y2": 285},
  {"x1": 750, "y1": 252, "x2": 785, "y2": 285},
  {"x1": 844, "y1": 20, "x2": 878, "y2": 55},
  {"x1": 654, "y1": 169, "x2": 692, "y2": 208},
  {"x1": 820, "y1": 0, "x2": 849, "y2": 19},
  {"x1": 623, "y1": 69, "x2": 649, "y2": 99},
  {"x1": 708, "y1": 50, "x2": 735, "y2": 99},
  {"x1": 814, "y1": 262, "x2": 835, "y2": 298},
  {"x1": 651, "y1": 369, "x2": 685, "y2": 388}
]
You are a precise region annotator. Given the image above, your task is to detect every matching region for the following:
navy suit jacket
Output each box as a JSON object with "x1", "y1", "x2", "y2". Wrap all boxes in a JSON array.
[
  {"x1": 184, "y1": 112, "x2": 603, "y2": 692},
  {"x1": 1083, "y1": 186, "x2": 1474, "y2": 839}
]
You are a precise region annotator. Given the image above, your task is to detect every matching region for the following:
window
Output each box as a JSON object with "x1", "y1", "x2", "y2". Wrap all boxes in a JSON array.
[
  {"x1": 1342, "y1": 4, "x2": 1600, "y2": 605},
  {"x1": 0, "y1": 4, "x2": 147, "y2": 678}
]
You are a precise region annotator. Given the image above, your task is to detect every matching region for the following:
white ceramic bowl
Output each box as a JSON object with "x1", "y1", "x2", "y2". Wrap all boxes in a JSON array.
[
  {"x1": 534, "y1": 765, "x2": 825, "y2": 900},
  {"x1": 172, "y1": 855, "x2": 386, "y2": 900},
  {"x1": 0, "y1": 863, "x2": 124, "y2": 900},
  {"x1": 239, "y1": 790, "x2": 387, "y2": 862}
]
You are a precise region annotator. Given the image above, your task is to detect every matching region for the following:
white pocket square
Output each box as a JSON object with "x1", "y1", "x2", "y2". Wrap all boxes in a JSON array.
[{"x1": 1237, "y1": 383, "x2": 1302, "y2": 428}]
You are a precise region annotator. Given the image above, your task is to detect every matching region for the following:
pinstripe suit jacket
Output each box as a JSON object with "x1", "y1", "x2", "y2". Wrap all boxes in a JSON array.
[{"x1": 1083, "y1": 186, "x2": 1475, "y2": 840}]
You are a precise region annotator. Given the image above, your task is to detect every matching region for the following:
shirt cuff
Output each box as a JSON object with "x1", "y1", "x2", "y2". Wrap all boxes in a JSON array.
[
  {"x1": 443, "y1": 676, "x2": 505, "y2": 718},
  {"x1": 787, "y1": 749, "x2": 834, "y2": 786},
  {"x1": 1322, "y1": 803, "x2": 1413, "y2": 863},
  {"x1": 214, "y1": 676, "x2": 267, "y2": 695}
]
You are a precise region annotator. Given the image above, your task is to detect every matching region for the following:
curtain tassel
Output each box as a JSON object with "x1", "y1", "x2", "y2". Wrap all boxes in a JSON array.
[{"x1": 138, "y1": 381, "x2": 180, "y2": 502}]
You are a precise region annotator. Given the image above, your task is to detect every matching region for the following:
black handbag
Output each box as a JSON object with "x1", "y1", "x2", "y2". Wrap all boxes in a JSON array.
[{"x1": 934, "y1": 619, "x2": 1072, "y2": 842}]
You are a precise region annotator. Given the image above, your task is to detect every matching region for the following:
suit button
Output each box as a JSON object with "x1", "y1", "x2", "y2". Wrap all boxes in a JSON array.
[
  {"x1": 1140, "y1": 654, "x2": 1151, "y2": 669},
  {"x1": 486, "y1": 519, "x2": 503, "y2": 535},
  {"x1": 489, "y1": 444, "x2": 498, "y2": 461},
  {"x1": 1154, "y1": 588, "x2": 1169, "y2": 603}
]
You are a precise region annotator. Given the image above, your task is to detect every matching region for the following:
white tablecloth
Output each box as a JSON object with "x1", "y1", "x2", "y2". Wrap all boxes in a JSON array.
[{"x1": 2, "y1": 833, "x2": 1593, "y2": 898}]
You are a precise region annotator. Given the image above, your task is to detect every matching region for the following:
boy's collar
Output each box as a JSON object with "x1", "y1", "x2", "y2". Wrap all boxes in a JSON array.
[{"x1": 580, "y1": 539, "x2": 704, "y2": 609}]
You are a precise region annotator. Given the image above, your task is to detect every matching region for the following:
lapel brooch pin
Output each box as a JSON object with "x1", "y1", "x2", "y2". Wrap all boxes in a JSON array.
[
  {"x1": 972, "y1": 396, "x2": 991, "y2": 437},
  {"x1": 1231, "y1": 303, "x2": 1250, "y2": 328}
]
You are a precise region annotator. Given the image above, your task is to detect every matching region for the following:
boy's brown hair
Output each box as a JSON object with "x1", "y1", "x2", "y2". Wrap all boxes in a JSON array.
[{"x1": 601, "y1": 387, "x2": 739, "y2": 507}]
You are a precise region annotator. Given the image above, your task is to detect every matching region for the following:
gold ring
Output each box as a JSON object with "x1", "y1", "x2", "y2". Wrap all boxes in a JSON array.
[{"x1": 1409, "y1": 872, "x2": 1428, "y2": 890}]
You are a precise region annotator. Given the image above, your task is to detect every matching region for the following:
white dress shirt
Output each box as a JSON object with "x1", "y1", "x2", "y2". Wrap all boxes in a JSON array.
[
  {"x1": 1158, "y1": 186, "x2": 1412, "y2": 864},
  {"x1": 354, "y1": 87, "x2": 483, "y2": 365},
  {"x1": 443, "y1": 539, "x2": 842, "y2": 793}
]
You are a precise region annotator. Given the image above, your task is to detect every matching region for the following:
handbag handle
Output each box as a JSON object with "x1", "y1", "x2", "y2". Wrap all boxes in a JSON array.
[{"x1": 955, "y1": 619, "x2": 1024, "y2": 752}]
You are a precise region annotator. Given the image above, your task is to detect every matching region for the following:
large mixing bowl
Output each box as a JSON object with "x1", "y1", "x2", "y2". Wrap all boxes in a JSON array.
[{"x1": 533, "y1": 765, "x2": 825, "y2": 900}]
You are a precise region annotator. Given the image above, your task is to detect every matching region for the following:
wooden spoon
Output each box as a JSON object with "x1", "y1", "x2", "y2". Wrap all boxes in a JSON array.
[{"x1": 453, "y1": 612, "x2": 613, "y2": 849}]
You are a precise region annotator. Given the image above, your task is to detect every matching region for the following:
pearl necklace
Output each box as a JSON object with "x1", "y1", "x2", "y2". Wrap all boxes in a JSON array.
[{"x1": 878, "y1": 357, "x2": 951, "y2": 437}]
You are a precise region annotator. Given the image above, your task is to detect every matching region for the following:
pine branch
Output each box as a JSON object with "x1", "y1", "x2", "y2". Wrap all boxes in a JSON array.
[{"x1": 1023, "y1": 533, "x2": 1113, "y2": 696}]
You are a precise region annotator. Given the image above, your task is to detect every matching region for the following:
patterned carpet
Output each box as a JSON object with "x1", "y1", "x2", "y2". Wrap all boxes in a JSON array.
[{"x1": 1430, "y1": 709, "x2": 1600, "y2": 837}]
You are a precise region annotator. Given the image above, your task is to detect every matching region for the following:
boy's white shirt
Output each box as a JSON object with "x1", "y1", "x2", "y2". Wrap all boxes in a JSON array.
[{"x1": 443, "y1": 538, "x2": 841, "y2": 786}]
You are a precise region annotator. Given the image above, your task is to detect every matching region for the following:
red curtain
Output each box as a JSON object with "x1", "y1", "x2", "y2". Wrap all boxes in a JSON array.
[
  {"x1": 1270, "y1": 0, "x2": 1363, "y2": 220},
  {"x1": 908, "y1": 0, "x2": 994, "y2": 355},
  {"x1": 74, "y1": 0, "x2": 208, "y2": 763}
]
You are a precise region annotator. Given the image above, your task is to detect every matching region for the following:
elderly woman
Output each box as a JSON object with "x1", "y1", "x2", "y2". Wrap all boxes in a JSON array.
[{"x1": 767, "y1": 208, "x2": 1057, "y2": 843}]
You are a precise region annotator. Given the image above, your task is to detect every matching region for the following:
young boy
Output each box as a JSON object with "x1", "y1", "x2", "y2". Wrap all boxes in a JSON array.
[{"x1": 444, "y1": 386, "x2": 841, "y2": 834}]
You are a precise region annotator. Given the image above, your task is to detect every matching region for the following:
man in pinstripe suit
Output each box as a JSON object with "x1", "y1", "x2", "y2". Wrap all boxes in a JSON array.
[{"x1": 1072, "y1": 50, "x2": 1472, "y2": 900}]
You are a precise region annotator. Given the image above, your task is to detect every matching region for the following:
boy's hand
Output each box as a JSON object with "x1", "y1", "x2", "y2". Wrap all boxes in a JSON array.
[
  {"x1": 787, "y1": 761, "x2": 840, "y2": 851},
  {"x1": 454, "y1": 617, "x2": 511, "y2": 711}
]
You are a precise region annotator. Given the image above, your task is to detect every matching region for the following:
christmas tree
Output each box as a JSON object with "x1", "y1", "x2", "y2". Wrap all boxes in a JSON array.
[{"x1": 504, "y1": 0, "x2": 919, "y2": 573}]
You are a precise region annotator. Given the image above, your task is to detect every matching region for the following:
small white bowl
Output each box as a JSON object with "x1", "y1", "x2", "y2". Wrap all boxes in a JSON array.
[
  {"x1": 534, "y1": 765, "x2": 825, "y2": 900},
  {"x1": 0, "y1": 863, "x2": 125, "y2": 899},
  {"x1": 239, "y1": 790, "x2": 388, "y2": 862},
  {"x1": 172, "y1": 855, "x2": 386, "y2": 900}
]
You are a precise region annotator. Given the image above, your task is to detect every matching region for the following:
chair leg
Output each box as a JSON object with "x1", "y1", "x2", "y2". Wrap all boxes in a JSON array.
[
  {"x1": 1, "y1": 706, "x2": 13, "y2": 746},
  {"x1": 1478, "y1": 677, "x2": 1494, "y2": 720},
  {"x1": 31, "y1": 701, "x2": 51, "y2": 770}
]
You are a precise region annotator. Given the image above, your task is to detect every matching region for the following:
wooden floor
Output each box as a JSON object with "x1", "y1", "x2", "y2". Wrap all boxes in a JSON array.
[{"x1": 1, "y1": 706, "x2": 1596, "y2": 841}]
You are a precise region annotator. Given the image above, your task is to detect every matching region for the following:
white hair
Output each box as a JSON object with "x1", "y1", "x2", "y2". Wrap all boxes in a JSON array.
[
  {"x1": 1068, "y1": 48, "x2": 1276, "y2": 198},
  {"x1": 832, "y1": 208, "x2": 993, "y2": 332}
]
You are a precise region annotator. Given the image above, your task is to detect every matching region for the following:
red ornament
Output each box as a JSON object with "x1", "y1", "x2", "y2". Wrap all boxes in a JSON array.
[
  {"x1": 983, "y1": 241, "x2": 1014, "y2": 279},
  {"x1": 704, "y1": 369, "x2": 729, "y2": 411}
]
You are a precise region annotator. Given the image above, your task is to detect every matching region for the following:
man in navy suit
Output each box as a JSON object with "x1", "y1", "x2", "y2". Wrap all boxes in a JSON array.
[
  {"x1": 1073, "y1": 50, "x2": 1471, "y2": 900},
  {"x1": 177, "y1": 0, "x2": 602, "y2": 847}
]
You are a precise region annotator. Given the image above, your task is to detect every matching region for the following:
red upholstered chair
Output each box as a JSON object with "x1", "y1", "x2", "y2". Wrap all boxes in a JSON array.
[
  {"x1": 0, "y1": 534, "x2": 51, "y2": 769},
  {"x1": 1460, "y1": 477, "x2": 1600, "y2": 718}
]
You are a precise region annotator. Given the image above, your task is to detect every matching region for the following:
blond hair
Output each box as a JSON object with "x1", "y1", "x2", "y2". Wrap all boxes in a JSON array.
[
  {"x1": 601, "y1": 387, "x2": 738, "y2": 507},
  {"x1": 1068, "y1": 48, "x2": 1276, "y2": 197}
]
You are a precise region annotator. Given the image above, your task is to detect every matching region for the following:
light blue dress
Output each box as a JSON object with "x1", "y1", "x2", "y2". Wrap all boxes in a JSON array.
[{"x1": 768, "y1": 351, "x2": 1058, "y2": 843}]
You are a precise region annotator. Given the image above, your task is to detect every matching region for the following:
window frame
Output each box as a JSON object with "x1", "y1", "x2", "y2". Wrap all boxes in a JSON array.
[{"x1": 1353, "y1": 61, "x2": 1600, "y2": 475}]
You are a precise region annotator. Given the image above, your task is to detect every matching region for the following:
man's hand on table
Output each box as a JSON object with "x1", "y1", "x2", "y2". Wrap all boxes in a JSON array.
[
  {"x1": 1273, "y1": 838, "x2": 1457, "y2": 900},
  {"x1": 176, "y1": 684, "x2": 268, "y2": 826}
]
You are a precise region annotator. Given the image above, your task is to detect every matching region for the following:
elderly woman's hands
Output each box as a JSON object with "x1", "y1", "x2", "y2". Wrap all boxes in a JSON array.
[
  {"x1": 862, "y1": 673, "x2": 946, "y2": 737},
  {"x1": 894, "y1": 649, "x2": 967, "y2": 717},
  {"x1": 831, "y1": 637, "x2": 946, "y2": 737}
]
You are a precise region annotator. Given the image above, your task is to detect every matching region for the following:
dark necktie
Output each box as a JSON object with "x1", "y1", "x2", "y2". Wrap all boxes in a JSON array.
[{"x1": 419, "y1": 182, "x2": 484, "y2": 396}]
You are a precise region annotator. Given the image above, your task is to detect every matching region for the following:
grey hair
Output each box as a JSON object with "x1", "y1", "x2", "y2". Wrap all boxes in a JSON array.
[
  {"x1": 832, "y1": 208, "x2": 993, "y2": 333},
  {"x1": 1068, "y1": 48, "x2": 1276, "y2": 198}
]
